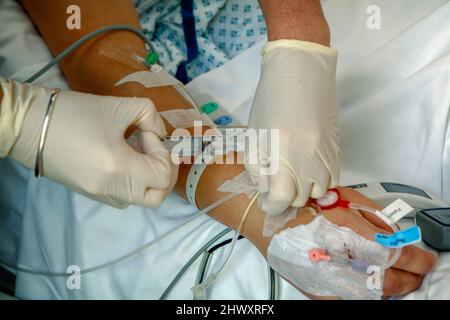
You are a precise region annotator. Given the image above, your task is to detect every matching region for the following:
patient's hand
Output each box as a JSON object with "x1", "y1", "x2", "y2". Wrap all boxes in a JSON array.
[{"x1": 277, "y1": 187, "x2": 437, "y2": 299}]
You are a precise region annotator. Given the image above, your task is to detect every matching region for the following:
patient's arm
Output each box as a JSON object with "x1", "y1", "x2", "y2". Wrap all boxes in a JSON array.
[
  {"x1": 20, "y1": 0, "x2": 191, "y2": 125},
  {"x1": 22, "y1": 0, "x2": 436, "y2": 298},
  {"x1": 259, "y1": 0, "x2": 331, "y2": 45}
]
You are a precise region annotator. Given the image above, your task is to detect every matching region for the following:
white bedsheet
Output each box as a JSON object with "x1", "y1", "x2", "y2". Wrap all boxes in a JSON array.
[{"x1": 0, "y1": 0, "x2": 450, "y2": 300}]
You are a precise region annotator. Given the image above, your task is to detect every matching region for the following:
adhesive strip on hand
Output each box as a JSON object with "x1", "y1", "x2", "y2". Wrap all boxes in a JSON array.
[
  {"x1": 267, "y1": 215, "x2": 390, "y2": 300},
  {"x1": 217, "y1": 170, "x2": 297, "y2": 237},
  {"x1": 217, "y1": 171, "x2": 258, "y2": 198},
  {"x1": 263, "y1": 207, "x2": 297, "y2": 238},
  {"x1": 115, "y1": 70, "x2": 181, "y2": 89},
  {"x1": 159, "y1": 109, "x2": 211, "y2": 129}
]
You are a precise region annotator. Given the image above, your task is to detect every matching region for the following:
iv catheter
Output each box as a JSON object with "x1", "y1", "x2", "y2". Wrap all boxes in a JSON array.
[{"x1": 310, "y1": 188, "x2": 402, "y2": 269}]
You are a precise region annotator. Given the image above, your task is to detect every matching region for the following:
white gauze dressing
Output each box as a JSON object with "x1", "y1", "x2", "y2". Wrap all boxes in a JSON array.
[
  {"x1": 267, "y1": 215, "x2": 390, "y2": 300},
  {"x1": 218, "y1": 171, "x2": 258, "y2": 197}
]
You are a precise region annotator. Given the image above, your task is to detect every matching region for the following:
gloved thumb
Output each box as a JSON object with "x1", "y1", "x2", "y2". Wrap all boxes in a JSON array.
[
  {"x1": 131, "y1": 132, "x2": 178, "y2": 208},
  {"x1": 259, "y1": 165, "x2": 297, "y2": 215},
  {"x1": 245, "y1": 141, "x2": 269, "y2": 193}
]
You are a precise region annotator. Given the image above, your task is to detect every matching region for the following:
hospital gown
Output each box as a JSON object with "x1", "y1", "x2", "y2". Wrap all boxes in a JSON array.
[{"x1": 134, "y1": 0, "x2": 267, "y2": 81}]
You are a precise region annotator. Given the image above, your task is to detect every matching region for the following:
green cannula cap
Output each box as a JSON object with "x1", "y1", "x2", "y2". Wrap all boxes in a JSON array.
[{"x1": 145, "y1": 52, "x2": 159, "y2": 65}]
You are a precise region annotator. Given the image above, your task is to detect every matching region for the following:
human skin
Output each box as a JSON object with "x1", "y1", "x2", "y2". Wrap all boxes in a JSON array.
[
  {"x1": 259, "y1": 0, "x2": 331, "y2": 45},
  {"x1": 20, "y1": 0, "x2": 436, "y2": 298}
]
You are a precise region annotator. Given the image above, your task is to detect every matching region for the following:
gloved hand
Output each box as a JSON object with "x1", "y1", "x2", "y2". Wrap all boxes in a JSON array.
[
  {"x1": 0, "y1": 77, "x2": 177, "y2": 208},
  {"x1": 246, "y1": 40, "x2": 341, "y2": 215}
]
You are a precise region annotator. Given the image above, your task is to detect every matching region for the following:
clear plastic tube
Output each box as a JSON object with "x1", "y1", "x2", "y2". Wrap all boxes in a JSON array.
[
  {"x1": 159, "y1": 228, "x2": 233, "y2": 300},
  {"x1": 191, "y1": 192, "x2": 260, "y2": 299},
  {"x1": 348, "y1": 203, "x2": 402, "y2": 270},
  {"x1": 0, "y1": 192, "x2": 241, "y2": 277}
]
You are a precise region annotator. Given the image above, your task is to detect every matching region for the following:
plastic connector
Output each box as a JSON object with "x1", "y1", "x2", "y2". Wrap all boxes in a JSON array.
[
  {"x1": 375, "y1": 225, "x2": 422, "y2": 248},
  {"x1": 145, "y1": 52, "x2": 159, "y2": 66},
  {"x1": 309, "y1": 248, "x2": 331, "y2": 262}
]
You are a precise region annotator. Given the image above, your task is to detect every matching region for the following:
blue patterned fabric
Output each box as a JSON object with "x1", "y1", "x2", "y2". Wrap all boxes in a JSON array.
[{"x1": 135, "y1": 0, "x2": 267, "y2": 82}]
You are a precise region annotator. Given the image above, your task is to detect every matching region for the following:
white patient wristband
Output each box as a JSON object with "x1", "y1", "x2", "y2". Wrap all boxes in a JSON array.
[{"x1": 186, "y1": 161, "x2": 208, "y2": 207}]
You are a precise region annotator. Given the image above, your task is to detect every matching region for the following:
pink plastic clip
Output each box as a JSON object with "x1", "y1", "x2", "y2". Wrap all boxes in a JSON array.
[{"x1": 309, "y1": 249, "x2": 331, "y2": 263}]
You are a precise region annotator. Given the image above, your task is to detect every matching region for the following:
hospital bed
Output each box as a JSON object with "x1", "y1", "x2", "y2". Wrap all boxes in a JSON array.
[{"x1": 1, "y1": 0, "x2": 450, "y2": 300}]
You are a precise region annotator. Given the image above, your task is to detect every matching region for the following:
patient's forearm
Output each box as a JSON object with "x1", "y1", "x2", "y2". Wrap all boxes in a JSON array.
[
  {"x1": 259, "y1": 0, "x2": 330, "y2": 46},
  {"x1": 21, "y1": 0, "x2": 192, "y2": 122},
  {"x1": 21, "y1": 0, "x2": 143, "y2": 90},
  {"x1": 195, "y1": 162, "x2": 316, "y2": 255}
]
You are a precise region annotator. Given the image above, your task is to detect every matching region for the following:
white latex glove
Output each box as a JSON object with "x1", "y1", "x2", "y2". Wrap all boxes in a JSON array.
[
  {"x1": 0, "y1": 77, "x2": 177, "y2": 208},
  {"x1": 246, "y1": 40, "x2": 341, "y2": 215}
]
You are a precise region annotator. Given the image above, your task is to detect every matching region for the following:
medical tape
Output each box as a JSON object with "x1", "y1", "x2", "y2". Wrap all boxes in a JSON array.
[
  {"x1": 159, "y1": 109, "x2": 213, "y2": 129},
  {"x1": 267, "y1": 215, "x2": 390, "y2": 300},
  {"x1": 99, "y1": 48, "x2": 148, "y2": 71},
  {"x1": 217, "y1": 171, "x2": 258, "y2": 198},
  {"x1": 216, "y1": 171, "x2": 297, "y2": 237},
  {"x1": 115, "y1": 68, "x2": 181, "y2": 89},
  {"x1": 115, "y1": 68, "x2": 210, "y2": 129},
  {"x1": 263, "y1": 207, "x2": 298, "y2": 238}
]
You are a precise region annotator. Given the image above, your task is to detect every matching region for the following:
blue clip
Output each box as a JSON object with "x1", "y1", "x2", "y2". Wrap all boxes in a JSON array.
[
  {"x1": 214, "y1": 115, "x2": 233, "y2": 126},
  {"x1": 375, "y1": 226, "x2": 422, "y2": 248}
]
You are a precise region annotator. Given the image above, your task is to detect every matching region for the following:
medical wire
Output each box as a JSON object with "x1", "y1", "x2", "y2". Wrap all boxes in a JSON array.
[
  {"x1": 194, "y1": 238, "x2": 278, "y2": 300},
  {"x1": 211, "y1": 192, "x2": 260, "y2": 277},
  {"x1": 0, "y1": 192, "x2": 241, "y2": 277},
  {"x1": 195, "y1": 236, "x2": 244, "y2": 286},
  {"x1": 268, "y1": 265, "x2": 279, "y2": 300},
  {"x1": 25, "y1": 25, "x2": 156, "y2": 84},
  {"x1": 191, "y1": 192, "x2": 260, "y2": 298},
  {"x1": 159, "y1": 228, "x2": 233, "y2": 300}
]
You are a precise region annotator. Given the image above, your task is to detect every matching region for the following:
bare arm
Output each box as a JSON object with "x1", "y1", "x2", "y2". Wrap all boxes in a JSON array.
[
  {"x1": 258, "y1": 0, "x2": 330, "y2": 46},
  {"x1": 20, "y1": 0, "x2": 192, "y2": 117}
]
